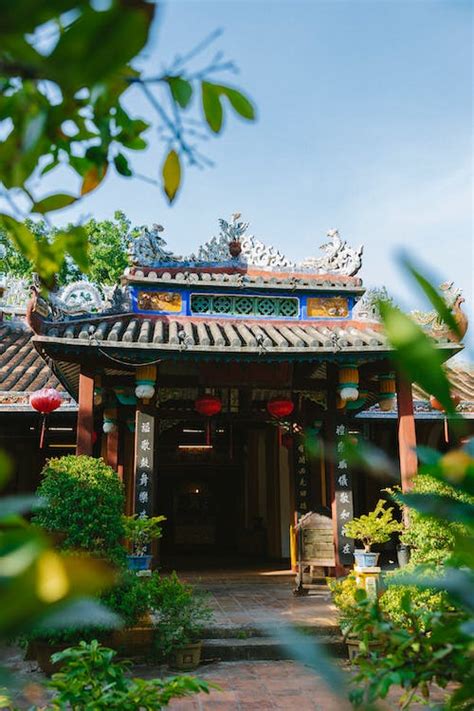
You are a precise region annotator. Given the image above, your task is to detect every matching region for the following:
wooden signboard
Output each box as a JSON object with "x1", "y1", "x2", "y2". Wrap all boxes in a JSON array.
[
  {"x1": 294, "y1": 436, "x2": 311, "y2": 514},
  {"x1": 333, "y1": 421, "x2": 355, "y2": 565},
  {"x1": 134, "y1": 410, "x2": 155, "y2": 521}
]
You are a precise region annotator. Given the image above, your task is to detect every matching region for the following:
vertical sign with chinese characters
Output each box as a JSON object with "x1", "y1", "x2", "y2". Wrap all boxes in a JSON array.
[
  {"x1": 294, "y1": 436, "x2": 311, "y2": 515},
  {"x1": 134, "y1": 410, "x2": 155, "y2": 524},
  {"x1": 334, "y1": 421, "x2": 355, "y2": 565}
]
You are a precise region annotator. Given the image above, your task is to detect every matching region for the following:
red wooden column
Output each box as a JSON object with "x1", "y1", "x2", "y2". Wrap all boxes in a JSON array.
[
  {"x1": 397, "y1": 374, "x2": 418, "y2": 491},
  {"x1": 76, "y1": 372, "x2": 94, "y2": 456},
  {"x1": 106, "y1": 423, "x2": 120, "y2": 472}
]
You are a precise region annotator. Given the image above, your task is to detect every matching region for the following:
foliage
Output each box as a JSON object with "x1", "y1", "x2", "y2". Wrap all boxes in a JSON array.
[
  {"x1": 348, "y1": 590, "x2": 471, "y2": 710},
  {"x1": 101, "y1": 571, "x2": 150, "y2": 628},
  {"x1": 123, "y1": 514, "x2": 166, "y2": 556},
  {"x1": 343, "y1": 499, "x2": 402, "y2": 552},
  {"x1": 0, "y1": 2, "x2": 255, "y2": 285},
  {"x1": 379, "y1": 571, "x2": 459, "y2": 631},
  {"x1": 394, "y1": 472, "x2": 474, "y2": 567},
  {"x1": 327, "y1": 573, "x2": 358, "y2": 629},
  {"x1": 47, "y1": 639, "x2": 211, "y2": 710},
  {"x1": 0, "y1": 211, "x2": 134, "y2": 286},
  {"x1": 0, "y1": 451, "x2": 118, "y2": 664},
  {"x1": 32, "y1": 456, "x2": 126, "y2": 566},
  {"x1": 147, "y1": 573, "x2": 213, "y2": 659}
]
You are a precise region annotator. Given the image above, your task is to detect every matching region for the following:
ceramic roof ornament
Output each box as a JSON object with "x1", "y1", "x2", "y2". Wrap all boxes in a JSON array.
[{"x1": 300, "y1": 229, "x2": 363, "y2": 276}]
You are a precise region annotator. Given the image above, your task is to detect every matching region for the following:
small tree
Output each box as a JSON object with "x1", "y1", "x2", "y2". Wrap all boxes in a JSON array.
[
  {"x1": 33, "y1": 456, "x2": 126, "y2": 566},
  {"x1": 344, "y1": 500, "x2": 402, "y2": 552},
  {"x1": 123, "y1": 514, "x2": 166, "y2": 557}
]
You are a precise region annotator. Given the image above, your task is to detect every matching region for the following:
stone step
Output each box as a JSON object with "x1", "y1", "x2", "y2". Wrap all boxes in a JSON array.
[
  {"x1": 202, "y1": 624, "x2": 340, "y2": 640},
  {"x1": 201, "y1": 635, "x2": 346, "y2": 662}
]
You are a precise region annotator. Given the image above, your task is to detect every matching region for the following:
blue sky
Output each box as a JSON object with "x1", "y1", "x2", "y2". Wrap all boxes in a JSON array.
[{"x1": 46, "y1": 1, "x2": 473, "y2": 348}]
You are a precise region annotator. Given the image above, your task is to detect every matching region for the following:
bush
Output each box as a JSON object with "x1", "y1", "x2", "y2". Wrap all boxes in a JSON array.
[
  {"x1": 33, "y1": 456, "x2": 126, "y2": 566},
  {"x1": 399, "y1": 474, "x2": 474, "y2": 567},
  {"x1": 123, "y1": 514, "x2": 166, "y2": 556},
  {"x1": 101, "y1": 571, "x2": 150, "y2": 628},
  {"x1": 147, "y1": 573, "x2": 213, "y2": 659},
  {"x1": 380, "y1": 571, "x2": 457, "y2": 630},
  {"x1": 48, "y1": 640, "x2": 210, "y2": 709},
  {"x1": 327, "y1": 573, "x2": 358, "y2": 628}
]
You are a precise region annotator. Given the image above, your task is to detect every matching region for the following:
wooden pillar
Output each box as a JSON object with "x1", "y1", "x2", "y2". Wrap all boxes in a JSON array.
[
  {"x1": 397, "y1": 375, "x2": 418, "y2": 491},
  {"x1": 133, "y1": 405, "x2": 156, "y2": 518},
  {"x1": 105, "y1": 409, "x2": 119, "y2": 472},
  {"x1": 76, "y1": 372, "x2": 94, "y2": 456}
]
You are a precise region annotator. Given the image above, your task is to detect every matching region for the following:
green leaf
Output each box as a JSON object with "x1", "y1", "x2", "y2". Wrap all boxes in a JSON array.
[
  {"x1": 379, "y1": 301, "x2": 455, "y2": 414},
  {"x1": 0, "y1": 214, "x2": 38, "y2": 263},
  {"x1": 114, "y1": 153, "x2": 132, "y2": 177},
  {"x1": 0, "y1": 495, "x2": 43, "y2": 519},
  {"x1": 165, "y1": 76, "x2": 193, "y2": 109},
  {"x1": 60, "y1": 226, "x2": 89, "y2": 273},
  {"x1": 402, "y1": 258, "x2": 462, "y2": 340},
  {"x1": 416, "y1": 446, "x2": 442, "y2": 466},
  {"x1": 219, "y1": 85, "x2": 255, "y2": 120},
  {"x1": 33, "y1": 193, "x2": 77, "y2": 214},
  {"x1": 202, "y1": 82, "x2": 223, "y2": 133},
  {"x1": 162, "y1": 149, "x2": 181, "y2": 203}
]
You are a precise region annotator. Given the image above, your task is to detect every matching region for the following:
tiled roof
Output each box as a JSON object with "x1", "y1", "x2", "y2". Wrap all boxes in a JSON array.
[
  {"x1": 37, "y1": 315, "x2": 389, "y2": 355},
  {"x1": 124, "y1": 266, "x2": 364, "y2": 292},
  {"x1": 0, "y1": 320, "x2": 76, "y2": 411}
]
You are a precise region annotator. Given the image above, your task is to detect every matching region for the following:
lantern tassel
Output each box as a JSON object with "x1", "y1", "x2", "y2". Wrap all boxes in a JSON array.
[
  {"x1": 39, "y1": 414, "x2": 47, "y2": 449},
  {"x1": 206, "y1": 420, "x2": 210, "y2": 446},
  {"x1": 444, "y1": 416, "x2": 449, "y2": 443}
]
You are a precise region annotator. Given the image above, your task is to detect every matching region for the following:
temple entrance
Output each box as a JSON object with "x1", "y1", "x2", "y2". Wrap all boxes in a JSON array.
[
  {"x1": 154, "y1": 417, "x2": 286, "y2": 567},
  {"x1": 158, "y1": 463, "x2": 243, "y2": 558}
]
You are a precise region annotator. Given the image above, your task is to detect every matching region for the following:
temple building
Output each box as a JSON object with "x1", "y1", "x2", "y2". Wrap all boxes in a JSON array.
[{"x1": 1, "y1": 215, "x2": 470, "y2": 572}]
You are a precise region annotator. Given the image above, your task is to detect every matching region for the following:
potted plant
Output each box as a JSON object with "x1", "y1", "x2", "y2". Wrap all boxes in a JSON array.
[
  {"x1": 148, "y1": 572, "x2": 213, "y2": 671},
  {"x1": 122, "y1": 514, "x2": 166, "y2": 571},
  {"x1": 32, "y1": 455, "x2": 126, "y2": 567},
  {"x1": 344, "y1": 499, "x2": 402, "y2": 568}
]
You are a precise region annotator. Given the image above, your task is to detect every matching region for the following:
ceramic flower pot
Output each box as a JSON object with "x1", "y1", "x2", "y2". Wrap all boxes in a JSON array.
[
  {"x1": 169, "y1": 641, "x2": 202, "y2": 671},
  {"x1": 353, "y1": 550, "x2": 379, "y2": 568},
  {"x1": 396, "y1": 544, "x2": 410, "y2": 568},
  {"x1": 127, "y1": 554, "x2": 152, "y2": 571}
]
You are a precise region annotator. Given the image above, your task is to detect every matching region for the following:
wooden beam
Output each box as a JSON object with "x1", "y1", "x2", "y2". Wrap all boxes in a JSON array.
[
  {"x1": 76, "y1": 372, "x2": 94, "y2": 456},
  {"x1": 397, "y1": 375, "x2": 418, "y2": 491}
]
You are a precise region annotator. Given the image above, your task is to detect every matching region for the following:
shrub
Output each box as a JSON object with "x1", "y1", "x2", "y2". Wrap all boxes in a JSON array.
[
  {"x1": 147, "y1": 573, "x2": 213, "y2": 659},
  {"x1": 399, "y1": 474, "x2": 474, "y2": 567},
  {"x1": 380, "y1": 571, "x2": 458, "y2": 630},
  {"x1": 48, "y1": 640, "x2": 211, "y2": 709},
  {"x1": 33, "y1": 456, "x2": 126, "y2": 566},
  {"x1": 327, "y1": 573, "x2": 358, "y2": 628},
  {"x1": 101, "y1": 571, "x2": 150, "y2": 628}
]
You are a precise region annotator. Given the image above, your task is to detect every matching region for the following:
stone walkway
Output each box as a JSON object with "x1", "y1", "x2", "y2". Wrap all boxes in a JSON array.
[{"x1": 180, "y1": 566, "x2": 337, "y2": 631}]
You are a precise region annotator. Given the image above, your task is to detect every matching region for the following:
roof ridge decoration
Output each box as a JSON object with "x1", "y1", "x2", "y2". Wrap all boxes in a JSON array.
[
  {"x1": 128, "y1": 214, "x2": 364, "y2": 276},
  {"x1": 411, "y1": 282, "x2": 468, "y2": 342}
]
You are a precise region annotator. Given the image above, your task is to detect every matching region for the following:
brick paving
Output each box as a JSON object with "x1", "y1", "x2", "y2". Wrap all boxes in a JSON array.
[
  {"x1": 159, "y1": 660, "x2": 352, "y2": 711},
  {"x1": 179, "y1": 566, "x2": 338, "y2": 630}
]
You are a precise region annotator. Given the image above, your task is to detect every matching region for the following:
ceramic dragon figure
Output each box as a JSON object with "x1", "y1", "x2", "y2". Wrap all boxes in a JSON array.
[{"x1": 411, "y1": 282, "x2": 468, "y2": 342}]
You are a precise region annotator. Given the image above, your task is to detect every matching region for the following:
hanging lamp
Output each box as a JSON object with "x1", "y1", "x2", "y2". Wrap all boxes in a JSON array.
[{"x1": 30, "y1": 388, "x2": 62, "y2": 448}]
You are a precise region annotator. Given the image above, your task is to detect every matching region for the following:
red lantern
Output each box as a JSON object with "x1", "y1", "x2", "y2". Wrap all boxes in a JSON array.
[
  {"x1": 266, "y1": 398, "x2": 294, "y2": 419},
  {"x1": 30, "y1": 388, "x2": 62, "y2": 448},
  {"x1": 195, "y1": 395, "x2": 222, "y2": 444},
  {"x1": 195, "y1": 395, "x2": 222, "y2": 417},
  {"x1": 266, "y1": 398, "x2": 294, "y2": 446},
  {"x1": 429, "y1": 394, "x2": 461, "y2": 442}
]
